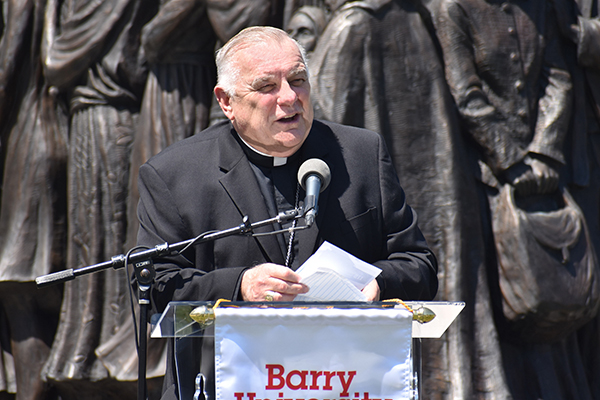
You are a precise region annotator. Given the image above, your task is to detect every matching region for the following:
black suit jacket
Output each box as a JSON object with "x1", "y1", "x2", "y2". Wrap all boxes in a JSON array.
[
  {"x1": 137, "y1": 119, "x2": 438, "y2": 311},
  {"x1": 136, "y1": 119, "x2": 438, "y2": 399}
]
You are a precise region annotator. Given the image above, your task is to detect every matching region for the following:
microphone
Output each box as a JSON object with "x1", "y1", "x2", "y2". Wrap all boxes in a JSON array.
[{"x1": 297, "y1": 158, "x2": 331, "y2": 227}]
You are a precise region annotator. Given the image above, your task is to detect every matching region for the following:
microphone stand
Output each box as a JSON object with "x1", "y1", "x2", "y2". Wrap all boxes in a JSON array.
[{"x1": 35, "y1": 208, "x2": 303, "y2": 400}]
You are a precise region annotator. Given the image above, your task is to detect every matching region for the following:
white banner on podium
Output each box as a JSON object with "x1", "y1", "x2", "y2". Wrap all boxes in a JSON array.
[{"x1": 214, "y1": 307, "x2": 413, "y2": 400}]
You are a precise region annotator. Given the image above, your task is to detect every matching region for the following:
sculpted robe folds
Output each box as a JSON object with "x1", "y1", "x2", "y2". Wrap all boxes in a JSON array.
[
  {"x1": 436, "y1": 0, "x2": 571, "y2": 180},
  {"x1": 0, "y1": 0, "x2": 67, "y2": 397},
  {"x1": 433, "y1": 0, "x2": 595, "y2": 398},
  {"x1": 126, "y1": 0, "x2": 273, "y2": 248},
  {"x1": 556, "y1": 0, "x2": 600, "y2": 397},
  {"x1": 41, "y1": 0, "x2": 163, "y2": 392},
  {"x1": 309, "y1": 1, "x2": 485, "y2": 397}
]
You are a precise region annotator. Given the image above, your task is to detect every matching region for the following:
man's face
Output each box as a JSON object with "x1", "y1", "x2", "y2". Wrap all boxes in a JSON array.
[{"x1": 216, "y1": 39, "x2": 314, "y2": 157}]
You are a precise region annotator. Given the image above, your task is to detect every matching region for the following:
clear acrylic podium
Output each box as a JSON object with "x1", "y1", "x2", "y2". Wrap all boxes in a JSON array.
[{"x1": 151, "y1": 301, "x2": 464, "y2": 400}]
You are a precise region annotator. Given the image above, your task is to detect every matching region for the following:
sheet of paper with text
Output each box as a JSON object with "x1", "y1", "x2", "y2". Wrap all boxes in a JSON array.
[{"x1": 294, "y1": 241, "x2": 382, "y2": 302}]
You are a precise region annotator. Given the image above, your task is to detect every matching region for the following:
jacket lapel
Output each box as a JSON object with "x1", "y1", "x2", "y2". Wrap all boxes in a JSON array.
[
  {"x1": 217, "y1": 126, "x2": 285, "y2": 265},
  {"x1": 215, "y1": 122, "x2": 335, "y2": 268},
  {"x1": 293, "y1": 122, "x2": 332, "y2": 267}
]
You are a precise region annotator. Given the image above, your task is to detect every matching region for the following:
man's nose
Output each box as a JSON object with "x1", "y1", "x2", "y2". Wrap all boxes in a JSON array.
[{"x1": 277, "y1": 80, "x2": 297, "y2": 106}]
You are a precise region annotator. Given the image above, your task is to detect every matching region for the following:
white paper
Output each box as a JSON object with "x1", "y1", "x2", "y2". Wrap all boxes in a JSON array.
[{"x1": 294, "y1": 241, "x2": 382, "y2": 301}]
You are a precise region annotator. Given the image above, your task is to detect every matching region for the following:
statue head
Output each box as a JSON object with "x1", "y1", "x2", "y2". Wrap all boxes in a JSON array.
[{"x1": 286, "y1": 6, "x2": 328, "y2": 54}]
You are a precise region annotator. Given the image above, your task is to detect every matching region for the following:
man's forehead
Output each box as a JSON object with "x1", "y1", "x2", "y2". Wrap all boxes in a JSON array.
[
  {"x1": 229, "y1": 39, "x2": 306, "y2": 89},
  {"x1": 251, "y1": 63, "x2": 307, "y2": 80},
  {"x1": 240, "y1": 46, "x2": 306, "y2": 80},
  {"x1": 239, "y1": 39, "x2": 302, "y2": 64}
]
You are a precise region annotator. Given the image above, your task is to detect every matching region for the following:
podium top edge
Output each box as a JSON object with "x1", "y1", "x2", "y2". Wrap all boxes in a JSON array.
[
  {"x1": 163, "y1": 300, "x2": 465, "y2": 307},
  {"x1": 151, "y1": 301, "x2": 465, "y2": 339}
]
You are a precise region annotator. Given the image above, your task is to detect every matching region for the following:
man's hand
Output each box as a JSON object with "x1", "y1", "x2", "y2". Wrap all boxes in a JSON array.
[
  {"x1": 241, "y1": 263, "x2": 309, "y2": 301},
  {"x1": 361, "y1": 279, "x2": 380, "y2": 301}
]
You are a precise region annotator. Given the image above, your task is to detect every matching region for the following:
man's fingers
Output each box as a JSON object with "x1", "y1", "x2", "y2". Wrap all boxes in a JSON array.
[
  {"x1": 267, "y1": 274, "x2": 309, "y2": 295},
  {"x1": 263, "y1": 264, "x2": 309, "y2": 294},
  {"x1": 264, "y1": 290, "x2": 303, "y2": 302},
  {"x1": 361, "y1": 280, "x2": 380, "y2": 301},
  {"x1": 268, "y1": 264, "x2": 303, "y2": 283},
  {"x1": 241, "y1": 263, "x2": 309, "y2": 301}
]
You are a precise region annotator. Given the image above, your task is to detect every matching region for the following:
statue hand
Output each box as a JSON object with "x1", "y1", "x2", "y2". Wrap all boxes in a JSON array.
[
  {"x1": 505, "y1": 156, "x2": 559, "y2": 197},
  {"x1": 505, "y1": 161, "x2": 536, "y2": 197},
  {"x1": 527, "y1": 157, "x2": 560, "y2": 194},
  {"x1": 549, "y1": 0, "x2": 580, "y2": 42}
]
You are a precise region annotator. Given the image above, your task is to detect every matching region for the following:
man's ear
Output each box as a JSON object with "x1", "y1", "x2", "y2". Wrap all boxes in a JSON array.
[{"x1": 214, "y1": 86, "x2": 235, "y2": 121}]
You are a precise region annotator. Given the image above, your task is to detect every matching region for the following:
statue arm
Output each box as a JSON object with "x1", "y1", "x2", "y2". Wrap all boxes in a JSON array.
[
  {"x1": 528, "y1": 13, "x2": 572, "y2": 167},
  {"x1": 42, "y1": 0, "x2": 134, "y2": 90},
  {"x1": 0, "y1": 0, "x2": 35, "y2": 102},
  {"x1": 551, "y1": 0, "x2": 600, "y2": 69},
  {"x1": 309, "y1": 8, "x2": 369, "y2": 127},
  {"x1": 206, "y1": 0, "x2": 271, "y2": 43},
  {"x1": 436, "y1": 1, "x2": 523, "y2": 174},
  {"x1": 576, "y1": 16, "x2": 600, "y2": 69},
  {"x1": 141, "y1": 0, "x2": 206, "y2": 64}
]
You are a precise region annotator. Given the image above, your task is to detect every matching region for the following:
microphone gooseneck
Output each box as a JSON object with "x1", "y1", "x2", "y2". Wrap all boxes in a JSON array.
[{"x1": 297, "y1": 159, "x2": 331, "y2": 227}]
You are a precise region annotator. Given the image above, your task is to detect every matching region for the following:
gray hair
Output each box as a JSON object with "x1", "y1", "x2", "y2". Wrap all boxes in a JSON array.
[{"x1": 215, "y1": 26, "x2": 309, "y2": 97}]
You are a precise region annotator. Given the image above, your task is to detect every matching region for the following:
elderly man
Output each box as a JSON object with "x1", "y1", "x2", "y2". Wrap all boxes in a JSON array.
[{"x1": 136, "y1": 26, "x2": 437, "y2": 400}]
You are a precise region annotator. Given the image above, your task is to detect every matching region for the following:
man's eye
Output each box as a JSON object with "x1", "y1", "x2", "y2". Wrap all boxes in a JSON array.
[
  {"x1": 291, "y1": 78, "x2": 306, "y2": 86},
  {"x1": 258, "y1": 84, "x2": 275, "y2": 92}
]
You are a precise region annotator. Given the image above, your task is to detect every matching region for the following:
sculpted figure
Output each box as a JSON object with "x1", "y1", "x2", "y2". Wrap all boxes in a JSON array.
[
  {"x1": 308, "y1": 2, "x2": 485, "y2": 397},
  {"x1": 40, "y1": 0, "x2": 160, "y2": 398},
  {"x1": 435, "y1": 0, "x2": 600, "y2": 398},
  {"x1": 127, "y1": 0, "x2": 274, "y2": 248},
  {"x1": 285, "y1": 5, "x2": 328, "y2": 55},
  {"x1": 126, "y1": 0, "x2": 219, "y2": 250},
  {"x1": 124, "y1": 3, "x2": 275, "y2": 392},
  {"x1": 552, "y1": 0, "x2": 600, "y2": 273},
  {"x1": 0, "y1": 0, "x2": 67, "y2": 399},
  {"x1": 551, "y1": 0, "x2": 600, "y2": 396}
]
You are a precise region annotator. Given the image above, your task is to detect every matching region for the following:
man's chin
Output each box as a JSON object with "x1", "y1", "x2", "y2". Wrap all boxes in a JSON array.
[{"x1": 270, "y1": 134, "x2": 307, "y2": 157}]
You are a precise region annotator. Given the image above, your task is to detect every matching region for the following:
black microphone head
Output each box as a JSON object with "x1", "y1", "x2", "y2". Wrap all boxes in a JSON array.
[{"x1": 297, "y1": 158, "x2": 331, "y2": 191}]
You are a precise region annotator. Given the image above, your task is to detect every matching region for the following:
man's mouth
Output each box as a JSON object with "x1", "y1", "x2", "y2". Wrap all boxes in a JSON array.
[{"x1": 277, "y1": 113, "x2": 300, "y2": 123}]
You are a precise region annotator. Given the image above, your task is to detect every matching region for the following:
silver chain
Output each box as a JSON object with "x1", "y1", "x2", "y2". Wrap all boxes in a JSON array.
[{"x1": 284, "y1": 182, "x2": 300, "y2": 268}]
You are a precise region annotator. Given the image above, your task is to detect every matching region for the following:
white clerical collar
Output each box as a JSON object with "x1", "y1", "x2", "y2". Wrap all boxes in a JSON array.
[{"x1": 237, "y1": 133, "x2": 288, "y2": 166}]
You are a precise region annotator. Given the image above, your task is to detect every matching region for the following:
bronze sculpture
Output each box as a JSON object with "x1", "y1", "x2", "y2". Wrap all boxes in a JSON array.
[
  {"x1": 0, "y1": 0, "x2": 67, "y2": 399},
  {"x1": 552, "y1": 0, "x2": 600, "y2": 396},
  {"x1": 0, "y1": 0, "x2": 599, "y2": 399},
  {"x1": 40, "y1": 0, "x2": 159, "y2": 398},
  {"x1": 309, "y1": 2, "x2": 486, "y2": 396},
  {"x1": 435, "y1": 0, "x2": 600, "y2": 397},
  {"x1": 285, "y1": 5, "x2": 328, "y2": 55},
  {"x1": 126, "y1": 0, "x2": 275, "y2": 248}
]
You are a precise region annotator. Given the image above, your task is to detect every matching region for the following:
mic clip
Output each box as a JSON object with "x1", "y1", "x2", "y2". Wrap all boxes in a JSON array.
[{"x1": 276, "y1": 208, "x2": 302, "y2": 223}]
